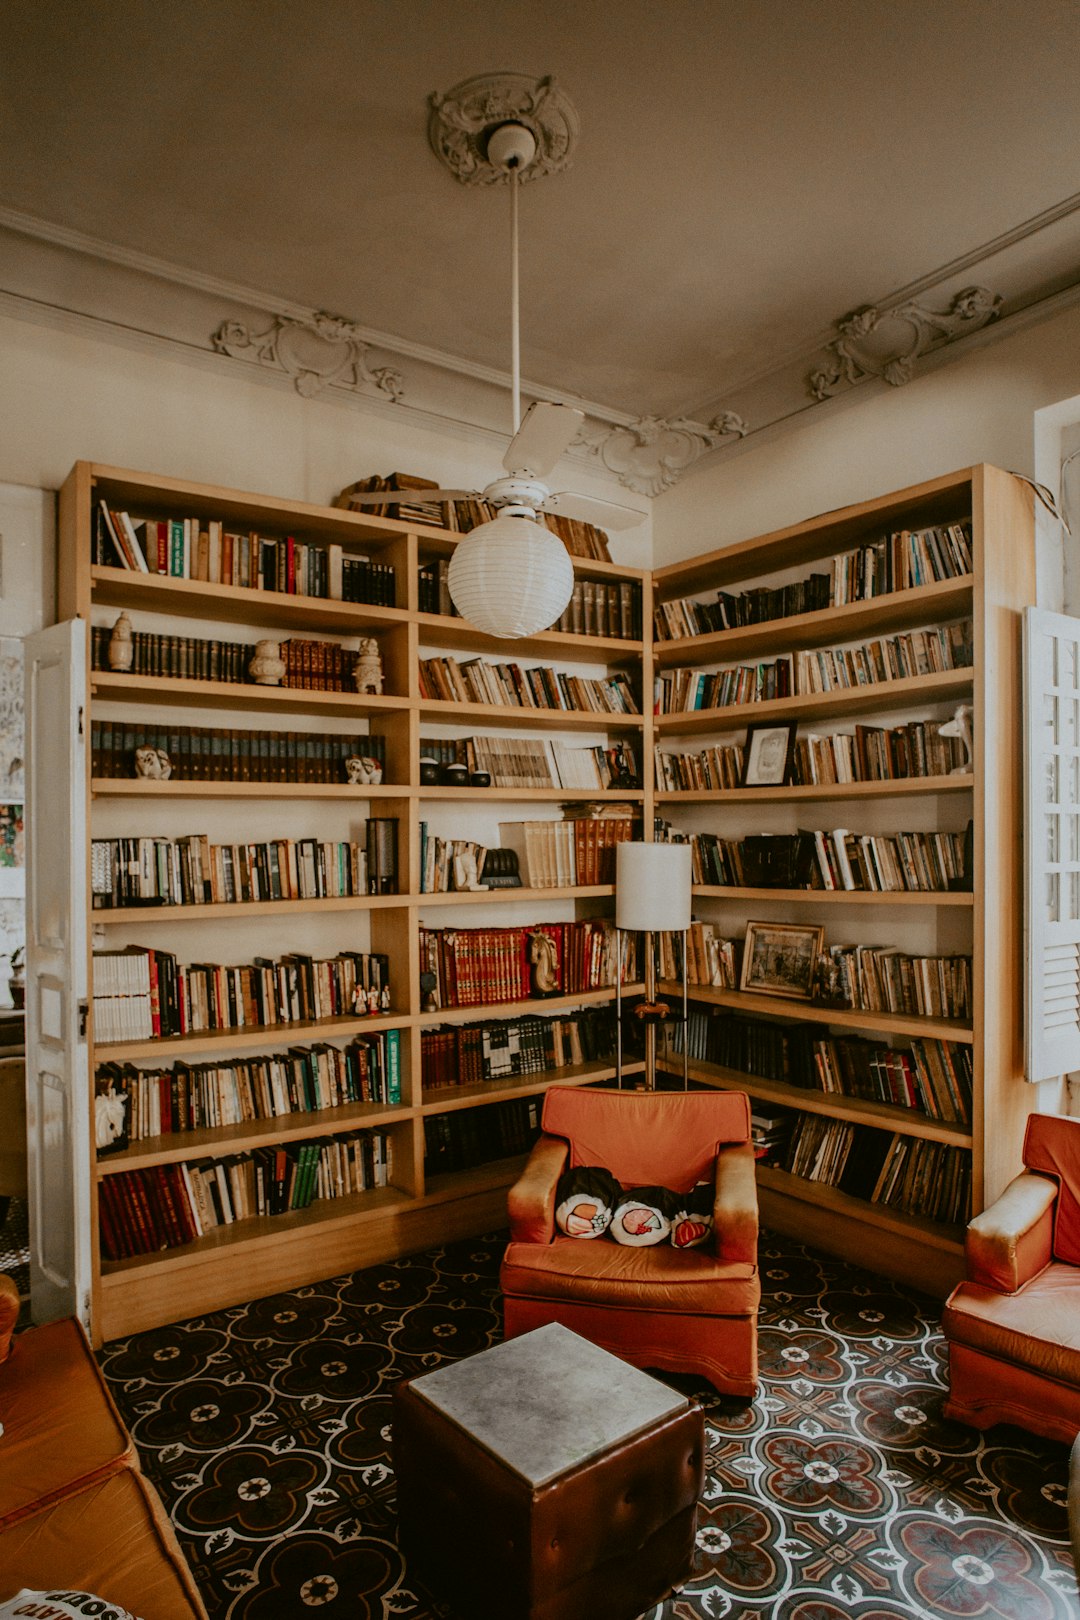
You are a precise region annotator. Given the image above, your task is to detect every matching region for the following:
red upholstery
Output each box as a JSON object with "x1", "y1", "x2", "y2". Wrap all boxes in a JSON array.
[
  {"x1": 500, "y1": 1086, "x2": 760, "y2": 1396},
  {"x1": 944, "y1": 1111, "x2": 1080, "y2": 1443}
]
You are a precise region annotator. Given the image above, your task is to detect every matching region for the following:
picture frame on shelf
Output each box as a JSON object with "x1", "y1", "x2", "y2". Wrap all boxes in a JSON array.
[
  {"x1": 740, "y1": 920, "x2": 823, "y2": 1000},
  {"x1": 741, "y1": 722, "x2": 797, "y2": 788}
]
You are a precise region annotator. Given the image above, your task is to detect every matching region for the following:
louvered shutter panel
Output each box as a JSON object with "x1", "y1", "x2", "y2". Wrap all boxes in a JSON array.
[{"x1": 1025, "y1": 606, "x2": 1080, "y2": 1080}]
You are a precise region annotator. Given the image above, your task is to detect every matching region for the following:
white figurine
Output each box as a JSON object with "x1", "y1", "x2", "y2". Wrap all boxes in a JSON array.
[
  {"x1": 134, "y1": 745, "x2": 172, "y2": 780},
  {"x1": 249, "y1": 639, "x2": 286, "y2": 686},
  {"x1": 345, "y1": 755, "x2": 383, "y2": 786},
  {"x1": 939, "y1": 704, "x2": 973, "y2": 774},
  {"x1": 453, "y1": 848, "x2": 488, "y2": 892},
  {"x1": 354, "y1": 637, "x2": 384, "y2": 696},
  {"x1": 94, "y1": 1085, "x2": 127, "y2": 1150},
  {"x1": 108, "y1": 611, "x2": 134, "y2": 672}
]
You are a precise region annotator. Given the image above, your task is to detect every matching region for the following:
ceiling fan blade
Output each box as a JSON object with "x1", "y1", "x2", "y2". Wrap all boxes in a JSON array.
[
  {"x1": 503, "y1": 402, "x2": 585, "y2": 478},
  {"x1": 541, "y1": 490, "x2": 647, "y2": 532},
  {"x1": 341, "y1": 488, "x2": 480, "y2": 507}
]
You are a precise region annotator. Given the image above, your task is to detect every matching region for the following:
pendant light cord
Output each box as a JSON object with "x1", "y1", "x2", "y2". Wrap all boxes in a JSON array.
[{"x1": 510, "y1": 162, "x2": 521, "y2": 433}]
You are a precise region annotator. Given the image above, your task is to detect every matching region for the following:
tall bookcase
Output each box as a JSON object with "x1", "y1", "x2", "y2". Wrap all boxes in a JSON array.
[
  {"x1": 46, "y1": 459, "x2": 1036, "y2": 1340},
  {"x1": 651, "y1": 463, "x2": 1036, "y2": 1297},
  {"x1": 56, "y1": 461, "x2": 650, "y2": 1343}
]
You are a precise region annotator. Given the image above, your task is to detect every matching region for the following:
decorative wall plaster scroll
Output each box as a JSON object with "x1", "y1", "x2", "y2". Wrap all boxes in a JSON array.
[
  {"x1": 581, "y1": 411, "x2": 748, "y2": 496},
  {"x1": 808, "y1": 286, "x2": 1003, "y2": 400},
  {"x1": 213, "y1": 312, "x2": 405, "y2": 402},
  {"x1": 428, "y1": 72, "x2": 579, "y2": 187}
]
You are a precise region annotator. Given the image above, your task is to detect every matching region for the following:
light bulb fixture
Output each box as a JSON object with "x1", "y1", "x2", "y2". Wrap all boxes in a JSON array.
[{"x1": 447, "y1": 507, "x2": 575, "y2": 639}]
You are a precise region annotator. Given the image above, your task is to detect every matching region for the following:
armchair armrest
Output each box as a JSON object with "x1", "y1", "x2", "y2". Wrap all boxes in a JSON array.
[
  {"x1": 966, "y1": 1169, "x2": 1056, "y2": 1293},
  {"x1": 713, "y1": 1140, "x2": 759, "y2": 1266},
  {"x1": 507, "y1": 1134, "x2": 569, "y2": 1244}
]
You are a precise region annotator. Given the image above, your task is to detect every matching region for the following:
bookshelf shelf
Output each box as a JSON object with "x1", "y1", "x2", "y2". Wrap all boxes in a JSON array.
[
  {"x1": 96, "y1": 1097, "x2": 410, "y2": 1172},
  {"x1": 94, "y1": 1009, "x2": 409, "y2": 1063},
  {"x1": 420, "y1": 1059, "x2": 646, "y2": 1113},
  {"x1": 421, "y1": 1155, "x2": 527, "y2": 1205},
  {"x1": 418, "y1": 983, "x2": 644, "y2": 1029},
  {"x1": 92, "y1": 671, "x2": 413, "y2": 718},
  {"x1": 665, "y1": 1056, "x2": 973, "y2": 1146},
  {"x1": 755, "y1": 1164, "x2": 964, "y2": 1253},
  {"x1": 91, "y1": 565, "x2": 411, "y2": 634},
  {"x1": 417, "y1": 698, "x2": 644, "y2": 732},
  {"x1": 417, "y1": 885, "x2": 615, "y2": 907},
  {"x1": 658, "y1": 979, "x2": 973, "y2": 1042},
  {"x1": 92, "y1": 779, "x2": 411, "y2": 800},
  {"x1": 654, "y1": 669, "x2": 973, "y2": 735},
  {"x1": 416, "y1": 612, "x2": 643, "y2": 666},
  {"x1": 419, "y1": 786, "x2": 646, "y2": 803},
  {"x1": 653, "y1": 576, "x2": 973, "y2": 667},
  {"x1": 655, "y1": 775, "x2": 972, "y2": 805},
  {"x1": 94, "y1": 893, "x2": 407, "y2": 923},
  {"x1": 691, "y1": 886, "x2": 974, "y2": 908}
]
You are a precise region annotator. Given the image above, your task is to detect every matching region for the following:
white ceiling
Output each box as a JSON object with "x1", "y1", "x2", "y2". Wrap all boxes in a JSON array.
[{"x1": 2, "y1": 0, "x2": 1080, "y2": 435}]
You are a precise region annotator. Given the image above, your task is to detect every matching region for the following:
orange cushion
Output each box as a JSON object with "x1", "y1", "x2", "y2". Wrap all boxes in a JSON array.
[
  {"x1": 943, "y1": 1262, "x2": 1080, "y2": 1386},
  {"x1": 0, "y1": 1274, "x2": 18, "y2": 1364},
  {"x1": 501, "y1": 1234, "x2": 760, "y2": 1316},
  {"x1": 1024, "y1": 1113, "x2": 1080, "y2": 1267},
  {"x1": 541, "y1": 1087, "x2": 751, "y2": 1192},
  {"x1": 0, "y1": 1317, "x2": 134, "y2": 1527},
  {"x1": 0, "y1": 1468, "x2": 207, "y2": 1619}
]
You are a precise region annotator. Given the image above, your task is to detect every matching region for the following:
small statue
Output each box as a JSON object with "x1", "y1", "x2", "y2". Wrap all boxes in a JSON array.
[
  {"x1": 528, "y1": 929, "x2": 560, "y2": 996},
  {"x1": 420, "y1": 970, "x2": 439, "y2": 1013},
  {"x1": 453, "y1": 848, "x2": 488, "y2": 892},
  {"x1": 108, "y1": 611, "x2": 134, "y2": 672},
  {"x1": 345, "y1": 755, "x2": 383, "y2": 786},
  {"x1": 939, "y1": 703, "x2": 974, "y2": 774},
  {"x1": 249, "y1": 639, "x2": 285, "y2": 686},
  {"x1": 94, "y1": 1084, "x2": 128, "y2": 1152},
  {"x1": 354, "y1": 637, "x2": 384, "y2": 696},
  {"x1": 135, "y1": 745, "x2": 172, "y2": 780}
]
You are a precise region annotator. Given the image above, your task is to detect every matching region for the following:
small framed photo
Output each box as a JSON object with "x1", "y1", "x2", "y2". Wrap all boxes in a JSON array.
[
  {"x1": 740, "y1": 920, "x2": 824, "y2": 1000},
  {"x1": 741, "y1": 723, "x2": 797, "y2": 788}
]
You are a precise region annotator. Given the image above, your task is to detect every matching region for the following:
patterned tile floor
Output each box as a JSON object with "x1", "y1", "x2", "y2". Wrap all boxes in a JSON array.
[{"x1": 92, "y1": 1230, "x2": 1077, "y2": 1620}]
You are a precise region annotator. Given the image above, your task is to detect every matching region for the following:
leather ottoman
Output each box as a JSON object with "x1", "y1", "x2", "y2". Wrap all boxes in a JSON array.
[{"x1": 392, "y1": 1322, "x2": 704, "y2": 1620}]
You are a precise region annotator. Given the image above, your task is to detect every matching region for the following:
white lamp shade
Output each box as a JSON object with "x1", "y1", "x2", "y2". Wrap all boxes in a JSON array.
[
  {"x1": 616, "y1": 842, "x2": 693, "y2": 931},
  {"x1": 447, "y1": 513, "x2": 575, "y2": 638}
]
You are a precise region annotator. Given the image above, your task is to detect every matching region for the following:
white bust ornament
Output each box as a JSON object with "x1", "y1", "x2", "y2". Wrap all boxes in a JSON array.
[
  {"x1": 249, "y1": 639, "x2": 286, "y2": 686},
  {"x1": 354, "y1": 638, "x2": 384, "y2": 695},
  {"x1": 108, "y1": 611, "x2": 134, "y2": 672}
]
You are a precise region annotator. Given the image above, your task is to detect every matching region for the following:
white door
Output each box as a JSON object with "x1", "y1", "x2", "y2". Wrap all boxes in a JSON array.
[{"x1": 25, "y1": 618, "x2": 89, "y2": 1326}]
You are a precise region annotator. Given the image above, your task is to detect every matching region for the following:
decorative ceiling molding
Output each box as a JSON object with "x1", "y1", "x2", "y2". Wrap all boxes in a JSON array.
[
  {"x1": 212, "y1": 311, "x2": 404, "y2": 402},
  {"x1": 428, "y1": 73, "x2": 578, "y2": 187},
  {"x1": 807, "y1": 285, "x2": 1003, "y2": 399},
  {"x1": 580, "y1": 411, "x2": 748, "y2": 497}
]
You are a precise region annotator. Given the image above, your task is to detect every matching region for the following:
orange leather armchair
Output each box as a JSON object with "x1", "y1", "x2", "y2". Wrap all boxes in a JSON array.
[
  {"x1": 943, "y1": 1112, "x2": 1080, "y2": 1444},
  {"x1": 500, "y1": 1086, "x2": 760, "y2": 1397}
]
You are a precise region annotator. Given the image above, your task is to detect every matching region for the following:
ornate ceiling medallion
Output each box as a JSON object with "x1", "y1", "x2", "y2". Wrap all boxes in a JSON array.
[
  {"x1": 213, "y1": 312, "x2": 404, "y2": 402},
  {"x1": 581, "y1": 412, "x2": 749, "y2": 497},
  {"x1": 809, "y1": 286, "x2": 1003, "y2": 399},
  {"x1": 428, "y1": 73, "x2": 579, "y2": 186}
]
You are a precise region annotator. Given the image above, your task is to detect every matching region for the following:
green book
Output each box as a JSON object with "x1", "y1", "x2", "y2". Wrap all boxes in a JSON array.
[{"x1": 386, "y1": 1028, "x2": 401, "y2": 1105}]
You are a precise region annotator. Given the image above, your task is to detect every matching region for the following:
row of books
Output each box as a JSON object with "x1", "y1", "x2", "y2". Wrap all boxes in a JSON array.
[
  {"x1": 653, "y1": 719, "x2": 969, "y2": 793},
  {"x1": 423, "y1": 1097, "x2": 541, "y2": 1176},
  {"x1": 656, "y1": 926, "x2": 972, "y2": 1020},
  {"x1": 652, "y1": 521, "x2": 973, "y2": 641},
  {"x1": 654, "y1": 620, "x2": 973, "y2": 712},
  {"x1": 778, "y1": 1114, "x2": 970, "y2": 1225},
  {"x1": 95, "y1": 1029, "x2": 403, "y2": 1148},
  {"x1": 90, "y1": 627, "x2": 366, "y2": 693},
  {"x1": 669, "y1": 1009, "x2": 971, "y2": 1123},
  {"x1": 98, "y1": 1128, "x2": 394, "y2": 1260},
  {"x1": 97, "y1": 501, "x2": 397, "y2": 605},
  {"x1": 669, "y1": 827, "x2": 967, "y2": 893},
  {"x1": 90, "y1": 825, "x2": 399, "y2": 909},
  {"x1": 418, "y1": 655, "x2": 641, "y2": 716},
  {"x1": 496, "y1": 816, "x2": 636, "y2": 888},
  {"x1": 90, "y1": 723, "x2": 385, "y2": 784},
  {"x1": 419, "y1": 559, "x2": 642, "y2": 642},
  {"x1": 422, "y1": 1007, "x2": 618, "y2": 1089},
  {"x1": 422, "y1": 735, "x2": 641, "y2": 792},
  {"x1": 418, "y1": 920, "x2": 635, "y2": 1010},
  {"x1": 92, "y1": 946, "x2": 391, "y2": 1044},
  {"x1": 336, "y1": 476, "x2": 614, "y2": 562}
]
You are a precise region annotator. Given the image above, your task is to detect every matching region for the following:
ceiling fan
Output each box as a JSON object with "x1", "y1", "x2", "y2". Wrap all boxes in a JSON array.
[{"x1": 344, "y1": 116, "x2": 645, "y2": 637}]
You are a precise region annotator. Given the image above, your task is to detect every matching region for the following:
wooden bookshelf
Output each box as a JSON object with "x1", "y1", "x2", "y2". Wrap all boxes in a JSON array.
[{"x1": 41, "y1": 458, "x2": 1036, "y2": 1335}]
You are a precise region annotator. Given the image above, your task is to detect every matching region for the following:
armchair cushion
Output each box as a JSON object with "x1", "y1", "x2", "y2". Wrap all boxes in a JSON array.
[
  {"x1": 542, "y1": 1086, "x2": 751, "y2": 1191},
  {"x1": 501, "y1": 1237, "x2": 759, "y2": 1316},
  {"x1": 1024, "y1": 1112, "x2": 1080, "y2": 1266},
  {"x1": 610, "y1": 1186, "x2": 675, "y2": 1246},
  {"x1": 555, "y1": 1165, "x2": 619, "y2": 1238},
  {"x1": 943, "y1": 1261, "x2": 1080, "y2": 1386}
]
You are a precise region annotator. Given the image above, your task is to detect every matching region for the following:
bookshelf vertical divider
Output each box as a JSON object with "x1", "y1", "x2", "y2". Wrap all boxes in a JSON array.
[{"x1": 50, "y1": 459, "x2": 1037, "y2": 1341}]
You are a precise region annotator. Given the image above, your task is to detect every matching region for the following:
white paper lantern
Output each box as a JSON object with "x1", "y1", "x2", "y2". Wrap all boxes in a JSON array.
[{"x1": 447, "y1": 512, "x2": 575, "y2": 638}]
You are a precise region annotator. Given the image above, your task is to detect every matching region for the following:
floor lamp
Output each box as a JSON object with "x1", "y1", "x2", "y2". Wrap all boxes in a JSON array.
[{"x1": 615, "y1": 842, "x2": 693, "y2": 1089}]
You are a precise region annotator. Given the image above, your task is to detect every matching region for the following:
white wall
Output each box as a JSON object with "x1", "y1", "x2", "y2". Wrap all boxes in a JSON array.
[{"x1": 653, "y1": 300, "x2": 1080, "y2": 607}]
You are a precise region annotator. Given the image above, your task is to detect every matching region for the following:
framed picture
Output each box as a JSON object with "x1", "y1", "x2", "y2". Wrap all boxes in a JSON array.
[
  {"x1": 741, "y1": 722, "x2": 797, "y2": 788},
  {"x1": 740, "y1": 920, "x2": 824, "y2": 1000}
]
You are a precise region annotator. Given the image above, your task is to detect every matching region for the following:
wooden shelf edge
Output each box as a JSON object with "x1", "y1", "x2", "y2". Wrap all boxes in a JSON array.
[
  {"x1": 659, "y1": 980, "x2": 974, "y2": 1042},
  {"x1": 93, "y1": 1009, "x2": 411, "y2": 1062},
  {"x1": 95, "y1": 893, "x2": 408, "y2": 923},
  {"x1": 96, "y1": 1101, "x2": 412, "y2": 1173},
  {"x1": 655, "y1": 775, "x2": 974, "y2": 803},
  {"x1": 653, "y1": 669, "x2": 974, "y2": 733},
  {"x1": 419, "y1": 983, "x2": 644, "y2": 1028},
  {"x1": 756, "y1": 1163, "x2": 965, "y2": 1253},
  {"x1": 420, "y1": 1059, "x2": 644, "y2": 1113},
  {"x1": 690, "y1": 886, "x2": 973, "y2": 907},
  {"x1": 92, "y1": 779, "x2": 412, "y2": 799},
  {"x1": 417, "y1": 698, "x2": 644, "y2": 730}
]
